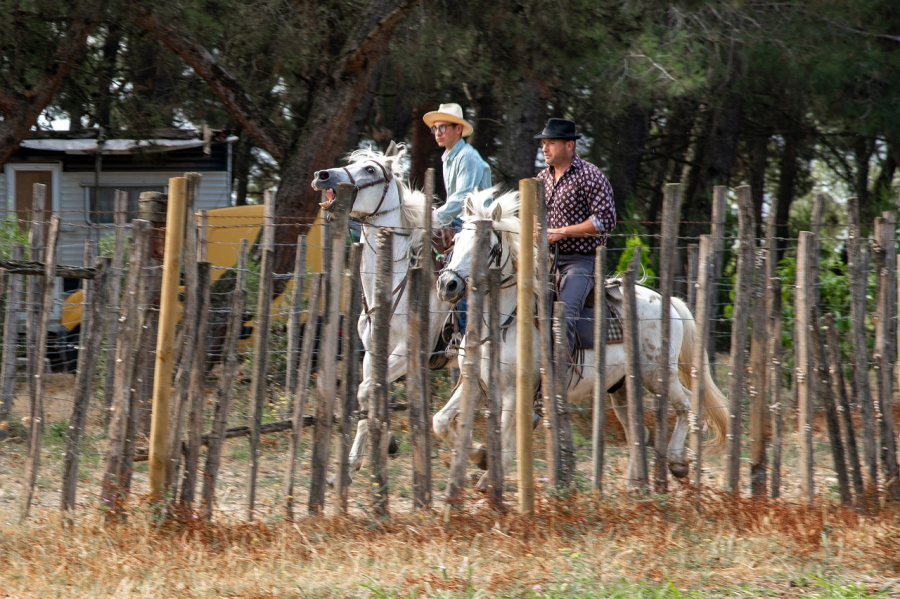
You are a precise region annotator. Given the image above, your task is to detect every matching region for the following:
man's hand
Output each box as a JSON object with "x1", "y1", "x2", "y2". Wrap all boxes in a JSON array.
[{"x1": 547, "y1": 228, "x2": 566, "y2": 244}]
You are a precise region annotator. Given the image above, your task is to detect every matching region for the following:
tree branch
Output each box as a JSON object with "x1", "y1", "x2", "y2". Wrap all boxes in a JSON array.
[
  {"x1": 129, "y1": 1, "x2": 290, "y2": 161},
  {"x1": 339, "y1": 0, "x2": 420, "y2": 74}
]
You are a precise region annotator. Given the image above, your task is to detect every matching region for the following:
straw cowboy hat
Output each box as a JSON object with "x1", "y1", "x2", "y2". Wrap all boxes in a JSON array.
[{"x1": 422, "y1": 103, "x2": 474, "y2": 137}]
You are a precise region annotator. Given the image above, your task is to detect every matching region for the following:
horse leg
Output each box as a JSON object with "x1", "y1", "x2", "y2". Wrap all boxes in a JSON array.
[
  {"x1": 476, "y1": 377, "x2": 518, "y2": 492},
  {"x1": 666, "y1": 371, "x2": 693, "y2": 479}
]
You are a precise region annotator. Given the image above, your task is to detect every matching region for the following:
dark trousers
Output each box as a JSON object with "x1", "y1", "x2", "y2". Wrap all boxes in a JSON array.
[{"x1": 553, "y1": 252, "x2": 595, "y2": 355}]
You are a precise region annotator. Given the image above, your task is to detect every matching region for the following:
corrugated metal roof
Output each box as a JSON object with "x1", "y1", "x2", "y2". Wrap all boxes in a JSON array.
[{"x1": 19, "y1": 137, "x2": 237, "y2": 154}]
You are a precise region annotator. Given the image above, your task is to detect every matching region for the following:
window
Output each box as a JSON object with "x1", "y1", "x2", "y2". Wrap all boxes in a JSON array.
[{"x1": 85, "y1": 186, "x2": 165, "y2": 224}]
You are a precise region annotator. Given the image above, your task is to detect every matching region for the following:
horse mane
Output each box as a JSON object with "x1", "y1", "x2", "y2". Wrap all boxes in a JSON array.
[
  {"x1": 346, "y1": 144, "x2": 428, "y2": 249},
  {"x1": 461, "y1": 187, "x2": 522, "y2": 267}
]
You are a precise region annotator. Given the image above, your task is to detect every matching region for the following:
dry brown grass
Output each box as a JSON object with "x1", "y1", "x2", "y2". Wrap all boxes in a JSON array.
[{"x1": 1, "y1": 491, "x2": 899, "y2": 598}]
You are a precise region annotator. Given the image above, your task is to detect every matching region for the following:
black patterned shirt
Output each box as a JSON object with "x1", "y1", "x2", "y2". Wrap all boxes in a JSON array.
[{"x1": 537, "y1": 154, "x2": 616, "y2": 254}]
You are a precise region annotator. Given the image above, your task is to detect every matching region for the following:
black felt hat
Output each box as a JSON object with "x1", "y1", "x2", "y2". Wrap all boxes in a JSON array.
[{"x1": 534, "y1": 118, "x2": 582, "y2": 140}]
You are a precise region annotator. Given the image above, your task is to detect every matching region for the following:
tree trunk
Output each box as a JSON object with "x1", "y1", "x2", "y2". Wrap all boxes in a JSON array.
[
  {"x1": 606, "y1": 104, "x2": 650, "y2": 219},
  {"x1": 495, "y1": 76, "x2": 546, "y2": 189}
]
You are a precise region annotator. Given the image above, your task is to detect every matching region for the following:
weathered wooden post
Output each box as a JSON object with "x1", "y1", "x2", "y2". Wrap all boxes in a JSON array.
[
  {"x1": 765, "y1": 200, "x2": 783, "y2": 498},
  {"x1": 62, "y1": 257, "x2": 110, "y2": 512},
  {"x1": 726, "y1": 186, "x2": 756, "y2": 494},
  {"x1": 101, "y1": 221, "x2": 151, "y2": 512},
  {"x1": 369, "y1": 229, "x2": 393, "y2": 517},
  {"x1": 21, "y1": 215, "x2": 60, "y2": 520},
  {"x1": 621, "y1": 249, "x2": 647, "y2": 490},
  {"x1": 308, "y1": 184, "x2": 352, "y2": 515},
  {"x1": 0, "y1": 244, "x2": 24, "y2": 436},
  {"x1": 202, "y1": 240, "x2": 249, "y2": 520},
  {"x1": 690, "y1": 235, "x2": 713, "y2": 491},
  {"x1": 139, "y1": 191, "x2": 168, "y2": 437},
  {"x1": 708, "y1": 186, "x2": 727, "y2": 364},
  {"x1": 810, "y1": 308, "x2": 851, "y2": 504},
  {"x1": 285, "y1": 238, "x2": 308, "y2": 403},
  {"x1": 749, "y1": 245, "x2": 768, "y2": 497},
  {"x1": 406, "y1": 262, "x2": 432, "y2": 510},
  {"x1": 247, "y1": 189, "x2": 276, "y2": 520},
  {"x1": 873, "y1": 214, "x2": 900, "y2": 498},
  {"x1": 535, "y1": 182, "x2": 558, "y2": 485},
  {"x1": 686, "y1": 243, "x2": 699, "y2": 313},
  {"x1": 846, "y1": 197, "x2": 878, "y2": 489},
  {"x1": 485, "y1": 265, "x2": 504, "y2": 509},
  {"x1": 517, "y1": 178, "x2": 537, "y2": 514},
  {"x1": 592, "y1": 246, "x2": 608, "y2": 497},
  {"x1": 655, "y1": 183, "x2": 682, "y2": 492},
  {"x1": 25, "y1": 184, "x2": 45, "y2": 426},
  {"x1": 147, "y1": 177, "x2": 187, "y2": 503},
  {"x1": 103, "y1": 191, "x2": 128, "y2": 411},
  {"x1": 447, "y1": 220, "x2": 491, "y2": 506},
  {"x1": 824, "y1": 313, "x2": 865, "y2": 500},
  {"x1": 284, "y1": 272, "x2": 322, "y2": 520},
  {"x1": 795, "y1": 231, "x2": 814, "y2": 501},
  {"x1": 336, "y1": 246, "x2": 362, "y2": 515}
]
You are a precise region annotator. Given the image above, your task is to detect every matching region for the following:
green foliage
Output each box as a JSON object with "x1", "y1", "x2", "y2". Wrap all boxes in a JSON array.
[
  {"x1": 615, "y1": 236, "x2": 656, "y2": 281},
  {"x1": 0, "y1": 216, "x2": 30, "y2": 260}
]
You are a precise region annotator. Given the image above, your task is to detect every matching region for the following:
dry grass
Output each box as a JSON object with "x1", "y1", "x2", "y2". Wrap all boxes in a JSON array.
[{"x1": 1, "y1": 492, "x2": 899, "y2": 598}]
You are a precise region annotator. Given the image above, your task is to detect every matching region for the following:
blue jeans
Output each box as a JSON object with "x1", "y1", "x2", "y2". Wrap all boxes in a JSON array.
[
  {"x1": 554, "y1": 252, "x2": 595, "y2": 355},
  {"x1": 451, "y1": 217, "x2": 467, "y2": 334}
]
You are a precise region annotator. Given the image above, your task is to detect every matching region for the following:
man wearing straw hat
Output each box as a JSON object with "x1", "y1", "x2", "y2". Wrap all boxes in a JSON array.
[
  {"x1": 423, "y1": 103, "x2": 492, "y2": 350},
  {"x1": 535, "y1": 118, "x2": 616, "y2": 358},
  {"x1": 422, "y1": 102, "x2": 493, "y2": 228}
]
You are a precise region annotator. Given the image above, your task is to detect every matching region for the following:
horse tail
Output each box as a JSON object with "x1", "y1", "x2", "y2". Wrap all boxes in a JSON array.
[{"x1": 670, "y1": 296, "x2": 728, "y2": 452}]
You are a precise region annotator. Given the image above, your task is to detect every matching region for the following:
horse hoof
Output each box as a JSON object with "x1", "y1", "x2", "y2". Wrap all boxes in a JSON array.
[
  {"x1": 476, "y1": 451, "x2": 488, "y2": 472},
  {"x1": 669, "y1": 462, "x2": 689, "y2": 479},
  {"x1": 326, "y1": 473, "x2": 336, "y2": 487}
]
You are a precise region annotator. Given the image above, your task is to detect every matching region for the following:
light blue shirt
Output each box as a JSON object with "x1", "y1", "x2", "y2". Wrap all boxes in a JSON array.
[{"x1": 435, "y1": 139, "x2": 492, "y2": 226}]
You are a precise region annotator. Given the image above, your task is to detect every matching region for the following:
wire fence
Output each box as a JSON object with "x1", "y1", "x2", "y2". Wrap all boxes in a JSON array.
[{"x1": 0, "y1": 176, "x2": 894, "y2": 524}]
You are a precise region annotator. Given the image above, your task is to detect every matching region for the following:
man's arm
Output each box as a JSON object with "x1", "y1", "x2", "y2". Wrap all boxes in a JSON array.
[
  {"x1": 434, "y1": 151, "x2": 488, "y2": 226},
  {"x1": 547, "y1": 218, "x2": 598, "y2": 244}
]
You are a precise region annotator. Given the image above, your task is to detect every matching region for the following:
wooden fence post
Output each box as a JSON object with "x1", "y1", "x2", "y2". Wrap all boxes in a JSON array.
[
  {"x1": 369, "y1": 229, "x2": 393, "y2": 517},
  {"x1": 486, "y1": 266, "x2": 504, "y2": 509},
  {"x1": 517, "y1": 178, "x2": 537, "y2": 514},
  {"x1": 749, "y1": 244, "x2": 768, "y2": 497},
  {"x1": 795, "y1": 231, "x2": 814, "y2": 501},
  {"x1": 21, "y1": 215, "x2": 60, "y2": 520},
  {"x1": 447, "y1": 220, "x2": 491, "y2": 506},
  {"x1": 655, "y1": 183, "x2": 682, "y2": 492},
  {"x1": 247, "y1": 189, "x2": 276, "y2": 520},
  {"x1": 874, "y1": 214, "x2": 900, "y2": 497},
  {"x1": 285, "y1": 237, "x2": 308, "y2": 404},
  {"x1": 846, "y1": 197, "x2": 878, "y2": 489},
  {"x1": 726, "y1": 186, "x2": 755, "y2": 494},
  {"x1": 103, "y1": 191, "x2": 128, "y2": 411},
  {"x1": 284, "y1": 272, "x2": 322, "y2": 519},
  {"x1": 708, "y1": 186, "x2": 727, "y2": 364},
  {"x1": 308, "y1": 184, "x2": 352, "y2": 514},
  {"x1": 139, "y1": 191, "x2": 168, "y2": 438},
  {"x1": 0, "y1": 244, "x2": 24, "y2": 436},
  {"x1": 202, "y1": 239, "x2": 250, "y2": 520},
  {"x1": 690, "y1": 235, "x2": 713, "y2": 491},
  {"x1": 406, "y1": 262, "x2": 432, "y2": 511},
  {"x1": 101, "y1": 220, "x2": 151, "y2": 513},
  {"x1": 552, "y1": 301, "x2": 576, "y2": 490},
  {"x1": 61, "y1": 257, "x2": 110, "y2": 512},
  {"x1": 337, "y1": 245, "x2": 362, "y2": 514},
  {"x1": 765, "y1": 200, "x2": 783, "y2": 498},
  {"x1": 810, "y1": 308, "x2": 851, "y2": 504},
  {"x1": 621, "y1": 249, "x2": 648, "y2": 490},
  {"x1": 25, "y1": 184, "x2": 45, "y2": 427},
  {"x1": 592, "y1": 246, "x2": 607, "y2": 497},
  {"x1": 686, "y1": 243, "x2": 699, "y2": 313},
  {"x1": 535, "y1": 181, "x2": 557, "y2": 485},
  {"x1": 824, "y1": 312, "x2": 865, "y2": 500}
]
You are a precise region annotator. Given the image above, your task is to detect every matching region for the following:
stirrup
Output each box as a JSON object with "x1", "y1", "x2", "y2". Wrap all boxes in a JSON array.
[{"x1": 445, "y1": 331, "x2": 463, "y2": 358}]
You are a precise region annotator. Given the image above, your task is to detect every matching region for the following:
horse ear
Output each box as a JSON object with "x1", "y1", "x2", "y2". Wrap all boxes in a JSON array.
[
  {"x1": 464, "y1": 194, "x2": 476, "y2": 217},
  {"x1": 490, "y1": 202, "x2": 503, "y2": 223},
  {"x1": 385, "y1": 141, "x2": 399, "y2": 157}
]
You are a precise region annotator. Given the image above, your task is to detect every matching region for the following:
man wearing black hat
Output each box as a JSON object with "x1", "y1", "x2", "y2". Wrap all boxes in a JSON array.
[{"x1": 535, "y1": 118, "x2": 616, "y2": 357}]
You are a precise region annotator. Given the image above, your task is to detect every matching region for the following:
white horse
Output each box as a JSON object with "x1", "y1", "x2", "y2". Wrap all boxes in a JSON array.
[
  {"x1": 311, "y1": 144, "x2": 456, "y2": 477},
  {"x1": 433, "y1": 189, "x2": 728, "y2": 488}
]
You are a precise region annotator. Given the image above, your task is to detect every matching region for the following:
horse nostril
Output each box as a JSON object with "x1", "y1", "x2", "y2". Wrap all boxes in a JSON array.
[
  {"x1": 447, "y1": 280, "x2": 458, "y2": 292},
  {"x1": 318, "y1": 171, "x2": 330, "y2": 180}
]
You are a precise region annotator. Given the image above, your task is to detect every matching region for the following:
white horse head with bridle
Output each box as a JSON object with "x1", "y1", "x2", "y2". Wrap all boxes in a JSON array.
[
  {"x1": 433, "y1": 188, "x2": 728, "y2": 489},
  {"x1": 311, "y1": 144, "x2": 454, "y2": 480}
]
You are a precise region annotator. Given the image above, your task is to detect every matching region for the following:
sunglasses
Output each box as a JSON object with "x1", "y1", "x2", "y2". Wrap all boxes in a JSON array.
[{"x1": 430, "y1": 124, "x2": 456, "y2": 134}]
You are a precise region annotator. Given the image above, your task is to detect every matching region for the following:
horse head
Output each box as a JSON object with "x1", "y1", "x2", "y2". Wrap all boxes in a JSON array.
[
  {"x1": 437, "y1": 187, "x2": 519, "y2": 304},
  {"x1": 311, "y1": 142, "x2": 404, "y2": 219}
]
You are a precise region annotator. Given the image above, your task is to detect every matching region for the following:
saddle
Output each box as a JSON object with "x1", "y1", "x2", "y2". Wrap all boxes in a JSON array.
[{"x1": 568, "y1": 278, "x2": 625, "y2": 351}]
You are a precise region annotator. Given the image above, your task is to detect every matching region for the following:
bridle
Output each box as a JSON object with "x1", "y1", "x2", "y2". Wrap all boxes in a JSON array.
[
  {"x1": 341, "y1": 160, "x2": 395, "y2": 221},
  {"x1": 440, "y1": 228, "x2": 516, "y2": 292}
]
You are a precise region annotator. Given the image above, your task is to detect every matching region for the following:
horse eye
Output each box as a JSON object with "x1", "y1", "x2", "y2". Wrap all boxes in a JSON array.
[{"x1": 365, "y1": 166, "x2": 376, "y2": 174}]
